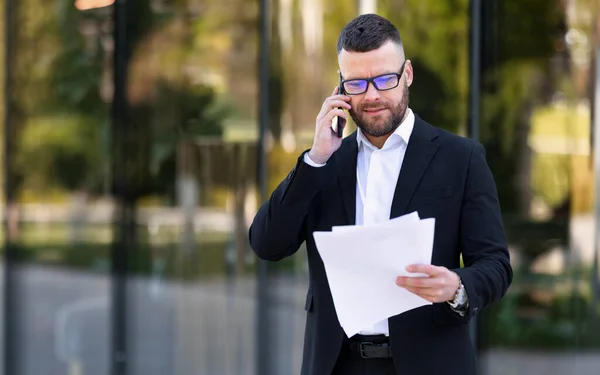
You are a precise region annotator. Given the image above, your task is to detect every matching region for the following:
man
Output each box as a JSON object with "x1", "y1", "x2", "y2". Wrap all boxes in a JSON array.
[{"x1": 249, "y1": 13, "x2": 512, "y2": 375}]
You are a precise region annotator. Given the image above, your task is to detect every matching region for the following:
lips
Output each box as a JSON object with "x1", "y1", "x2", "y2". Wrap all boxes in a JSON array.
[{"x1": 363, "y1": 107, "x2": 387, "y2": 115}]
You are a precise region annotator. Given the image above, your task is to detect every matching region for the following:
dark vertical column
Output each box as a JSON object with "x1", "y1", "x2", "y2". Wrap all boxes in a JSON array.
[
  {"x1": 591, "y1": 45, "x2": 600, "y2": 325},
  {"x1": 3, "y1": 0, "x2": 16, "y2": 374},
  {"x1": 256, "y1": 0, "x2": 270, "y2": 372},
  {"x1": 468, "y1": 0, "x2": 481, "y2": 141},
  {"x1": 111, "y1": 1, "x2": 130, "y2": 374},
  {"x1": 468, "y1": 0, "x2": 482, "y2": 352}
]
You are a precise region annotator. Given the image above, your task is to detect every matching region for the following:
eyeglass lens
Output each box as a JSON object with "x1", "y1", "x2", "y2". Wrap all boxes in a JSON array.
[{"x1": 343, "y1": 74, "x2": 399, "y2": 94}]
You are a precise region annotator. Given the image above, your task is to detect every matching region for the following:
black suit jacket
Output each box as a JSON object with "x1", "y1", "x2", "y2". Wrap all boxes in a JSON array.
[{"x1": 249, "y1": 115, "x2": 512, "y2": 375}]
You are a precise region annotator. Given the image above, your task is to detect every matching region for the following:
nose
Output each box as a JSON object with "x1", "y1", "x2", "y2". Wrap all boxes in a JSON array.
[{"x1": 363, "y1": 81, "x2": 381, "y2": 101}]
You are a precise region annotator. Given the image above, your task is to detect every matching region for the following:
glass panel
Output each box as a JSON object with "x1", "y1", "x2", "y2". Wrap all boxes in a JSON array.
[
  {"x1": 265, "y1": 0, "x2": 470, "y2": 372},
  {"x1": 122, "y1": 1, "x2": 260, "y2": 374},
  {"x1": 254, "y1": 0, "x2": 472, "y2": 372},
  {"x1": 265, "y1": 1, "x2": 359, "y2": 373},
  {"x1": 379, "y1": 0, "x2": 470, "y2": 136},
  {"x1": 7, "y1": 2, "x2": 113, "y2": 375},
  {"x1": 477, "y1": 0, "x2": 600, "y2": 373},
  {"x1": 0, "y1": 1, "x2": 6, "y2": 374}
]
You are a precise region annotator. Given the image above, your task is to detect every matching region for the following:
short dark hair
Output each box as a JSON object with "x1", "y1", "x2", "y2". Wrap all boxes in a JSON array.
[{"x1": 337, "y1": 14, "x2": 402, "y2": 54}]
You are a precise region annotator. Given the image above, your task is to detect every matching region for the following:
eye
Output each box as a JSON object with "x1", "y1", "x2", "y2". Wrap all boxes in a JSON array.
[
  {"x1": 374, "y1": 74, "x2": 398, "y2": 88},
  {"x1": 347, "y1": 81, "x2": 363, "y2": 89},
  {"x1": 378, "y1": 75, "x2": 395, "y2": 84}
]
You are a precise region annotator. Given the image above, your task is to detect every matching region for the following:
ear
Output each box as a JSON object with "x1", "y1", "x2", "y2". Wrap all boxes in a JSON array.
[{"x1": 405, "y1": 59, "x2": 414, "y2": 87}]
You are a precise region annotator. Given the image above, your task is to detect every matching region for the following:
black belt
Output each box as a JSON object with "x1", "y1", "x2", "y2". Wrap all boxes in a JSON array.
[{"x1": 348, "y1": 335, "x2": 392, "y2": 359}]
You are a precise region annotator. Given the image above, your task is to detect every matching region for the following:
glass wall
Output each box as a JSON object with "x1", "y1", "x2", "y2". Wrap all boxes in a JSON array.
[
  {"x1": 378, "y1": 0, "x2": 471, "y2": 136},
  {"x1": 4, "y1": 1, "x2": 113, "y2": 375},
  {"x1": 118, "y1": 1, "x2": 260, "y2": 374},
  {"x1": 0, "y1": 1, "x2": 5, "y2": 374},
  {"x1": 262, "y1": 0, "x2": 472, "y2": 372},
  {"x1": 259, "y1": 0, "x2": 359, "y2": 372},
  {"x1": 476, "y1": 0, "x2": 600, "y2": 374}
]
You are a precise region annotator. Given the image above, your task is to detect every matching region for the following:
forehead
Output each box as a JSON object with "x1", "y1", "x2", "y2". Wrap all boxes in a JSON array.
[{"x1": 338, "y1": 41, "x2": 404, "y2": 79}]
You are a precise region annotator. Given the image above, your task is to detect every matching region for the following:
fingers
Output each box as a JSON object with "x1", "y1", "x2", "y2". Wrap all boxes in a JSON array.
[
  {"x1": 327, "y1": 95, "x2": 351, "y2": 106},
  {"x1": 319, "y1": 100, "x2": 350, "y2": 120},
  {"x1": 396, "y1": 276, "x2": 440, "y2": 289},
  {"x1": 406, "y1": 264, "x2": 445, "y2": 276},
  {"x1": 320, "y1": 92, "x2": 351, "y2": 114},
  {"x1": 328, "y1": 99, "x2": 352, "y2": 110},
  {"x1": 396, "y1": 266, "x2": 459, "y2": 303},
  {"x1": 317, "y1": 99, "x2": 351, "y2": 125},
  {"x1": 321, "y1": 108, "x2": 348, "y2": 126},
  {"x1": 308, "y1": 89, "x2": 350, "y2": 163},
  {"x1": 402, "y1": 286, "x2": 445, "y2": 302}
]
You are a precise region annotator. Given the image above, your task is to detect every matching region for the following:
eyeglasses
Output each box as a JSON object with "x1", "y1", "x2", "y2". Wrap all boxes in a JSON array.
[{"x1": 340, "y1": 61, "x2": 406, "y2": 95}]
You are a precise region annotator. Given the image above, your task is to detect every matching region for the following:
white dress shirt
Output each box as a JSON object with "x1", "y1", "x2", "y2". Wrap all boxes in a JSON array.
[{"x1": 304, "y1": 109, "x2": 415, "y2": 336}]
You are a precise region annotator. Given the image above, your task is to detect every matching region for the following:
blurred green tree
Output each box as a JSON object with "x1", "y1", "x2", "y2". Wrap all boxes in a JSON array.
[{"x1": 10, "y1": 0, "x2": 232, "y2": 200}]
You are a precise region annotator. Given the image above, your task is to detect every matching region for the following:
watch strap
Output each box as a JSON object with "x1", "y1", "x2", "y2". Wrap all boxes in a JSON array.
[{"x1": 447, "y1": 274, "x2": 467, "y2": 308}]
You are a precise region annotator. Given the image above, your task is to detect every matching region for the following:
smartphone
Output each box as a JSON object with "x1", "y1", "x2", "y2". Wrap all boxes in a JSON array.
[{"x1": 336, "y1": 76, "x2": 345, "y2": 138}]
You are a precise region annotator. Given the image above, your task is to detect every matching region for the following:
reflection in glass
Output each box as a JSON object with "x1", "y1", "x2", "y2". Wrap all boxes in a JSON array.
[
  {"x1": 120, "y1": 0, "x2": 261, "y2": 374},
  {"x1": 7, "y1": 2, "x2": 113, "y2": 375},
  {"x1": 263, "y1": 1, "x2": 361, "y2": 373},
  {"x1": 2, "y1": 0, "x2": 599, "y2": 374},
  {"x1": 476, "y1": 1, "x2": 600, "y2": 374}
]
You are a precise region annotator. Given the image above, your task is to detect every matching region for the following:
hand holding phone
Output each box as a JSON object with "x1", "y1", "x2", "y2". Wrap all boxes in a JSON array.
[{"x1": 308, "y1": 86, "x2": 350, "y2": 164}]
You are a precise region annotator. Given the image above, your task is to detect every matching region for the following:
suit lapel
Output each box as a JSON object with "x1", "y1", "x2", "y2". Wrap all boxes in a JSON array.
[
  {"x1": 390, "y1": 116, "x2": 440, "y2": 218},
  {"x1": 334, "y1": 133, "x2": 358, "y2": 224}
]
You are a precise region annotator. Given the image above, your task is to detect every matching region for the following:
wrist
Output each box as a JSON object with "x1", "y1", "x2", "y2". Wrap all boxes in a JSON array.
[
  {"x1": 308, "y1": 150, "x2": 329, "y2": 165},
  {"x1": 450, "y1": 271, "x2": 460, "y2": 298},
  {"x1": 447, "y1": 271, "x2": 467, "y2": 308}
]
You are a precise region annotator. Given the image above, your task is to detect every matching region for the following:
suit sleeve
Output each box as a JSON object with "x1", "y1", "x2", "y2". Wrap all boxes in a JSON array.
[
  {"x1": 249, "y1": 151, "x2": 332, "y2": 261},
  {"x1": 440, "y1": 141, "x2": 513, "y2": 323}
]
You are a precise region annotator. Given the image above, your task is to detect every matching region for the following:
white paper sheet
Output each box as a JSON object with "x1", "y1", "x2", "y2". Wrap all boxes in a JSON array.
[
  {"x1": 312, "y1": 212, "x2": 435, "y2": 337},
  {"x1": 331, "y1": 211, "x2": 420, "y2": 233}
]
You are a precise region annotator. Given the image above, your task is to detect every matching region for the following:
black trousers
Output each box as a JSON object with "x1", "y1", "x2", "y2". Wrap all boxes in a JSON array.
[{"x1": 331, "y1": 335, "x2": 396, "y2": 375}]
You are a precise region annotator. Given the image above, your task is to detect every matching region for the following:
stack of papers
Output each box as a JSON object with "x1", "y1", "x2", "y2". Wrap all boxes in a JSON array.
[{"x1": 312, "y1": 212, "x2": 435, "y2": 337}]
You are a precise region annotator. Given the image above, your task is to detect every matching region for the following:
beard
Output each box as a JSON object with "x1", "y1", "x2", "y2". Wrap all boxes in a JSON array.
[{"x1": 349, "y1": 81, "x2": 409, "y2": 138}]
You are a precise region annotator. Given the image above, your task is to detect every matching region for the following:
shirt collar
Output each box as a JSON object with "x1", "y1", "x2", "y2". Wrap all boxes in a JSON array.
[{"x1": 356, "y1": 108, "x2": 415, "y2": 150}]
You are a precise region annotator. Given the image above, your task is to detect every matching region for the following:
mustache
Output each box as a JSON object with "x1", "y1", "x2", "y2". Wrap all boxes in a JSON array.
[{"x1": 358, "y1": 102, "x2": 390, "y2": 111}]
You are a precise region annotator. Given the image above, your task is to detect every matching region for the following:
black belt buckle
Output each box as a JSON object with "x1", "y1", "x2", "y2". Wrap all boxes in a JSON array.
[
  {"x1": 357, "y1": 341, "x2": 391, "y2": 358},
  {"x1": 359, "y1": 342, "x2": 374, "y2": 358}
]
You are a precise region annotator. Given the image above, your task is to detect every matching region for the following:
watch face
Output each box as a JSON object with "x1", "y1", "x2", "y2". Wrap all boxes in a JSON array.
[{"x1": 457, "y1": 286, "x2": 467, "y2": 304}]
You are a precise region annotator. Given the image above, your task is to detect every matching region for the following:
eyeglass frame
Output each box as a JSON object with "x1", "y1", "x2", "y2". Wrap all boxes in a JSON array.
[{"x1": 339, "y1": 60, "x2": 407, "y2": 95}]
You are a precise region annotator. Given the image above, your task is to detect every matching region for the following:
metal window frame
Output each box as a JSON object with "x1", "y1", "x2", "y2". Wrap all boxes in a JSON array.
[{"x1": 3, "y1": 0, "x2": 16, "y2": 373}]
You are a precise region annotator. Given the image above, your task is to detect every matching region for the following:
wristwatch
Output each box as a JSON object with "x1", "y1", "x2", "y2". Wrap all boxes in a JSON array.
[{"x1": 447, "y1": 275, "x2": 468, "y2": 309}]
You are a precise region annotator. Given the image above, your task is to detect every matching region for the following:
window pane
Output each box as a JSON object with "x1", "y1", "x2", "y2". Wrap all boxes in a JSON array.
[
  {"x1": 6, "y1": 2, "x2": 113, "y2": 375},
  {"x1": 265, "y1": 1, "x2": 358, "y2": 373},
  {"x1": 477, "y1": 1, "x2": 600, "y2": 373},
  {"x1": 379, "y1": 0, "x2": 470, "y2": 136},
  {"x1": 121, "y1": 1, "x2": 260, "y2": 374}
]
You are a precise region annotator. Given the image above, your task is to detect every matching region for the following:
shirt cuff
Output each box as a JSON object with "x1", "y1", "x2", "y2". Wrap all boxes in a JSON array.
[{"x1": 303, "y1": 152, "x2": 327, "y2": 167}]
